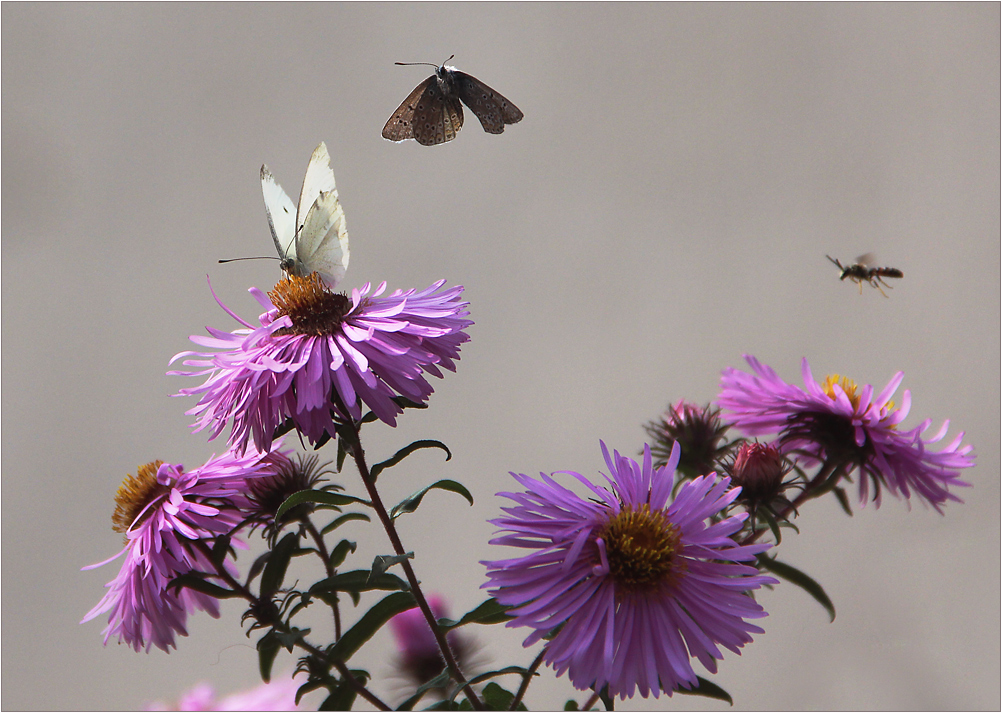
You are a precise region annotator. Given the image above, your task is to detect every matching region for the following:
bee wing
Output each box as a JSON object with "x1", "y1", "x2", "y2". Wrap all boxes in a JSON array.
[
  {"x1": 296, "y1": 189, "x2": 349, "y2": 289},
  {"x1": 453, "y1": 70, "x2": 523, "y2": 134},
  {"x1": 296, "y1": 142, "x2": 337, "y2": 230},
  {"x1": 261, "y1": 165, "x2": 297, "y2": 262},
  {"x1": 854, "y1": 252, "x2": 876, "y2": 267},
  {"x1": 382, "y1": 76, "x2": 436, "y2": 142}
]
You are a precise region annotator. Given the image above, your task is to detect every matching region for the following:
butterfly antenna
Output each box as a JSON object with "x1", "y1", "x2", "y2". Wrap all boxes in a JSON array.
[{"x1": 218, "y1": 256, "x2": 280, "y2": 264}]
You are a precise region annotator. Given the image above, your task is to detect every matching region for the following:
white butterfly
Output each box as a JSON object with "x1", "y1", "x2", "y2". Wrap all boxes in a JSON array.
[{"x1": 260, "y1": 142, "x2": 349, "y2": 289}]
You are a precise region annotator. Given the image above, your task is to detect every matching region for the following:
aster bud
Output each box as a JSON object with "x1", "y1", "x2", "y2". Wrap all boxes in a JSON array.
[
  {"x1": 644, "y1": 400, "x2": 732, "y2": 478},
  {"x1": 725, "y1": 441, "x2": 791, "y2": 503}
]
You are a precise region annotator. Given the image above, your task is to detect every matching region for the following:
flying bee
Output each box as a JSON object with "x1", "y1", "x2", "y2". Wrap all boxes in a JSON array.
[{"x1": 826, "y1": 254, "x2": 903, "y2": 297}]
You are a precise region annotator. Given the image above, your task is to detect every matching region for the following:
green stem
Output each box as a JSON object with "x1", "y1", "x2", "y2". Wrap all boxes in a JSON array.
[
  {"x1": 304, "y1": 518, "x2": 342, "y2": 640},
  {"x1": 332, "y1": 395, "x2": 484, "y2": 711}
]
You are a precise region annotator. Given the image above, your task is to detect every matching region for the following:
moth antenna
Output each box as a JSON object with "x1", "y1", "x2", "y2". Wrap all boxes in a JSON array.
[{"x1": 395, "y1": 61, "x2": 441, "y2": 68}]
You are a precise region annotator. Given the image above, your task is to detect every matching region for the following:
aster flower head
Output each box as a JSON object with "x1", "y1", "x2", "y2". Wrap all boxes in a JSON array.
[
  {"x1": 389, "y1": 595, "x2": 473, "y2": 689},
  {"x1": 718, "y1": 355, "x2": 974, "y2": 512},
  {"x1": 644, "y1": 400, "x2": 732, "y2": 479},
  {"x1": 482, "y1": 441, "x2": 776, "y2": 700},
  {"x1": 147, "y1": 672, "x2": 306, "y2": 710},
  {"x1": 242, "y1": 451, "x2": 338, "y2": 546},
  {"x1": 81, "y1": 446, "x2": 283, "y2": 652},
  {"x1": 171, "y1": 274, "x2": 472, "y2": 454}
]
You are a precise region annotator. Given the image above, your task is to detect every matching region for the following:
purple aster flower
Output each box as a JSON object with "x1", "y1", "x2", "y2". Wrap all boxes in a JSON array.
[
  {"x1": 717, "y1": 355, "x2": 974, "y2": 512},
  {"x1": 147, "y1": 671, "x2": 306, "y2": 710},
  {"x1": 171, "y1": 274, "x2": 472, "y2": 453},
  {"x1": 81, "y1": 447, "x2": 282, "y2": 652},
  {"x1": 482, "y1": 442, "x2": 775, "y2": 700}
]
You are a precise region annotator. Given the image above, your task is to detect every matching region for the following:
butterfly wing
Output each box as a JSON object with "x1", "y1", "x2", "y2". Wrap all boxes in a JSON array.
[
  {"x1": 296, "y1": 189, "x2": 349, "y2": 289},
  {"x1": 297, "y1": 142, "x2": 338, "y2": 229},
  {"x1": 261, "y1": 165, "x2": 297, "y2": 263},
  {"x1": 383, "y1": 76, "x2": 435, "y2": 142},
  {"x1": 453, "y1": 70, "x2": 523, "y2": 134}
]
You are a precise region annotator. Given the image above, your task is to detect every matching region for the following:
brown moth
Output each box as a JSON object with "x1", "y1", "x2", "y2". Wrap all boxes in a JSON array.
[{"x1": 383, "y1": 56, "x2": 524, "y2": 146}]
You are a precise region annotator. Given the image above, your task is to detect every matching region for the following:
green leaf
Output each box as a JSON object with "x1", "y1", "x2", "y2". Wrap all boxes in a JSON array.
[
  {"x1": 833, "y1": 486, "x2": 854, "y2": 517},
  {"x1": 276, "y1": 489, "x2": 369, "y2": 521},
  {"x1": 395, "y1": 672, "x2": 451, "y2": 711},
  {"x1": 336, "y1": 436, "x2": 349, "y2": 473},
  {"x1": 757, "y1": 554, "x2": 836, "y2": 622},
  {"x1": 390, "y1": 480, "x2": 474, "y2": 520},
  {"x1": 257, "y1": 632, "x2": 280, "y2": 682},
  {"x1": 274, "y1": 626, "x2": 310, "y2": 651},
  {"x1": 210, "y1": 534, "x2": 232, "y2": 567},
  {"x1": 479, "y1": 682, "x2": 525, "y2": 710},
  {"x1": 438, "y1": 598, "x2": 512, "y2": 630},
  {"x1": 564, "y1": 700, "x2": 580, "y2": 711},
  {"x1": 392, "y1": 396, "x2": 428, "y2": 410},
  {"x1": 261, "y1": 532, "x2": 299, "y2": 597},
  {"x1": 678, "y1": 676, "x2": 733, "y2": 705},
  {"x1": 370, "y1": 440, "x2": 452, "y2": 483},
  {"x1": 166, "y1": 573, "x2": 240, "y2": 600},
  {"x1": 310, "y1": 569, "x2": 409, "y2": 595},
  {"x1": 329, "y1": 539, "x2": 357, "y2": 569},
  {"x1": 320, "y1": 682, "x2": 357, "y2": 711},
  {"x1": 760, "y1": 507, "x2": 782, "y2": 544},
  {"x1": 330, "y1": 591, "x2": 417, "y2": 661},
  {"x1": 462, "y1": 666, "x2": 529, "y2": 689},
  {"x1": 370, "y1": 553, "x2": 413, "y2": 580},
  {"x1": 321, "y1": 512, "x2": 370, "y2": 535}
]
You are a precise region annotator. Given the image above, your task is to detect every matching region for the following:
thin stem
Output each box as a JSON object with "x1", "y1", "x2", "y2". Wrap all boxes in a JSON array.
[
  {"x1": 304, "y1": 519, "x2": 342, "y2": 639},
  {"x1": 191, "y1": 539, "x2": 388, "y2": 710},
  {"x1": 331, "y1": 394, "x2": 484, "y2": 710},
  {"x1": 510, "y1": 648, "x2": 546, "y2": 710},
  {"x1": 582, "y1": 691, "x2": 602, "y2": 710},
  {"x1": 295, "y1": 638, "x2": 392, "y2": 711}
]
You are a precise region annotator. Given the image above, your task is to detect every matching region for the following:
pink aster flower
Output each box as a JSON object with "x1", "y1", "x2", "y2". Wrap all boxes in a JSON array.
[
  {"x1": 171, "y1": 274, "x2": 472, "y2": 453},
  {"x1": 81, "y1": 447, "x2": 282, "y2": 652},
  {"x1": 389, "y1": 595, "x2": 473, "y2": 688},
  {"x1": 482, "y1": 442, "x2": 775, "y2": 700},
  {"x1": 147, "y1": 671, "x2": 306, "y2": 710},
  {"x1": 717, "y1": 355, "x2": 974, "y2": 512}
]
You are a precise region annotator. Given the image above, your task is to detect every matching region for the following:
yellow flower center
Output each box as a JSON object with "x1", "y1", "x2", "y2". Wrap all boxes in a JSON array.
[
  {"x1": 599, "y1": 504, "x2": 685, "y2": 592},
  {"x1": 269, "y1": 273, "x2": 352, "y2": 336},
  {"x1": 822, "y1": 374, "x2": 861, "y2": 411},
  {"x1": 111, "y1": 461, "x2": 167, "y2": 535},
  {"x1": 822, "y1": 373, "x2": 895, "y2": 415}
]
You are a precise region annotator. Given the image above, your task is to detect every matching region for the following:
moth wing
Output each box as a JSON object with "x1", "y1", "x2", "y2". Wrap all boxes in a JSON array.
[
  {"x1": 261, "y1": 164, "x2": 297, "y2": 261},
  {"x1": 296, "y1": 189, "x2": 349, "y2": 289},
  {"x1": 296, "y1": 142, "x2": 337, "y2": 230},
  {"x1": 441, "y1": 95, "x2": 464, "y2": 143},
  {"x1": 410, "y1": 80, "x2": 451, "y2": 146},
  {"x1": 454, "y1": 71, "x2": 523, "y2": 134},
  {"x1": 382, "y1": 76, "x2": 435, "y2": 142}
]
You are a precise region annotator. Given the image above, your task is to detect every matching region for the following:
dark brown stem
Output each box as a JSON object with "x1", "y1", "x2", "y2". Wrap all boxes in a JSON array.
[
  {"x1": 582, "y1": 691, "x2": 601, "y2": 710},
  {"x1": 510, "y1": 648, "x2": 546, "y2": 710},
  {"x1": 331, "y1": 395, "x2": 484, "y2": 710}
]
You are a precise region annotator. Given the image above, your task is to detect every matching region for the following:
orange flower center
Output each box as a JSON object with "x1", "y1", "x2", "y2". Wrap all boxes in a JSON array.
[
  {"x1": 111, "y1": 461, "x2": 167, "y2": 535},
  {"x1": 269, "y1": 273, "x2": 352, "y2": 336},
  {"x1": 600, "y1": 504, "x2": 685, "y2": 592}
]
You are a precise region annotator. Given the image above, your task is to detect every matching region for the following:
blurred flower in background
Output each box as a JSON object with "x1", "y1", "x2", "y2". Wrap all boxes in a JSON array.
[{"x1": 147, "y1": 671, "x2": 306, "y2": 710}]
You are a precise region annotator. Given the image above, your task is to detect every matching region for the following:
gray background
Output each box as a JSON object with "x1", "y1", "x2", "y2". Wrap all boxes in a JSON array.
[{"x1": 2, "y1": 3, "x2": 999, "y2": 710}]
